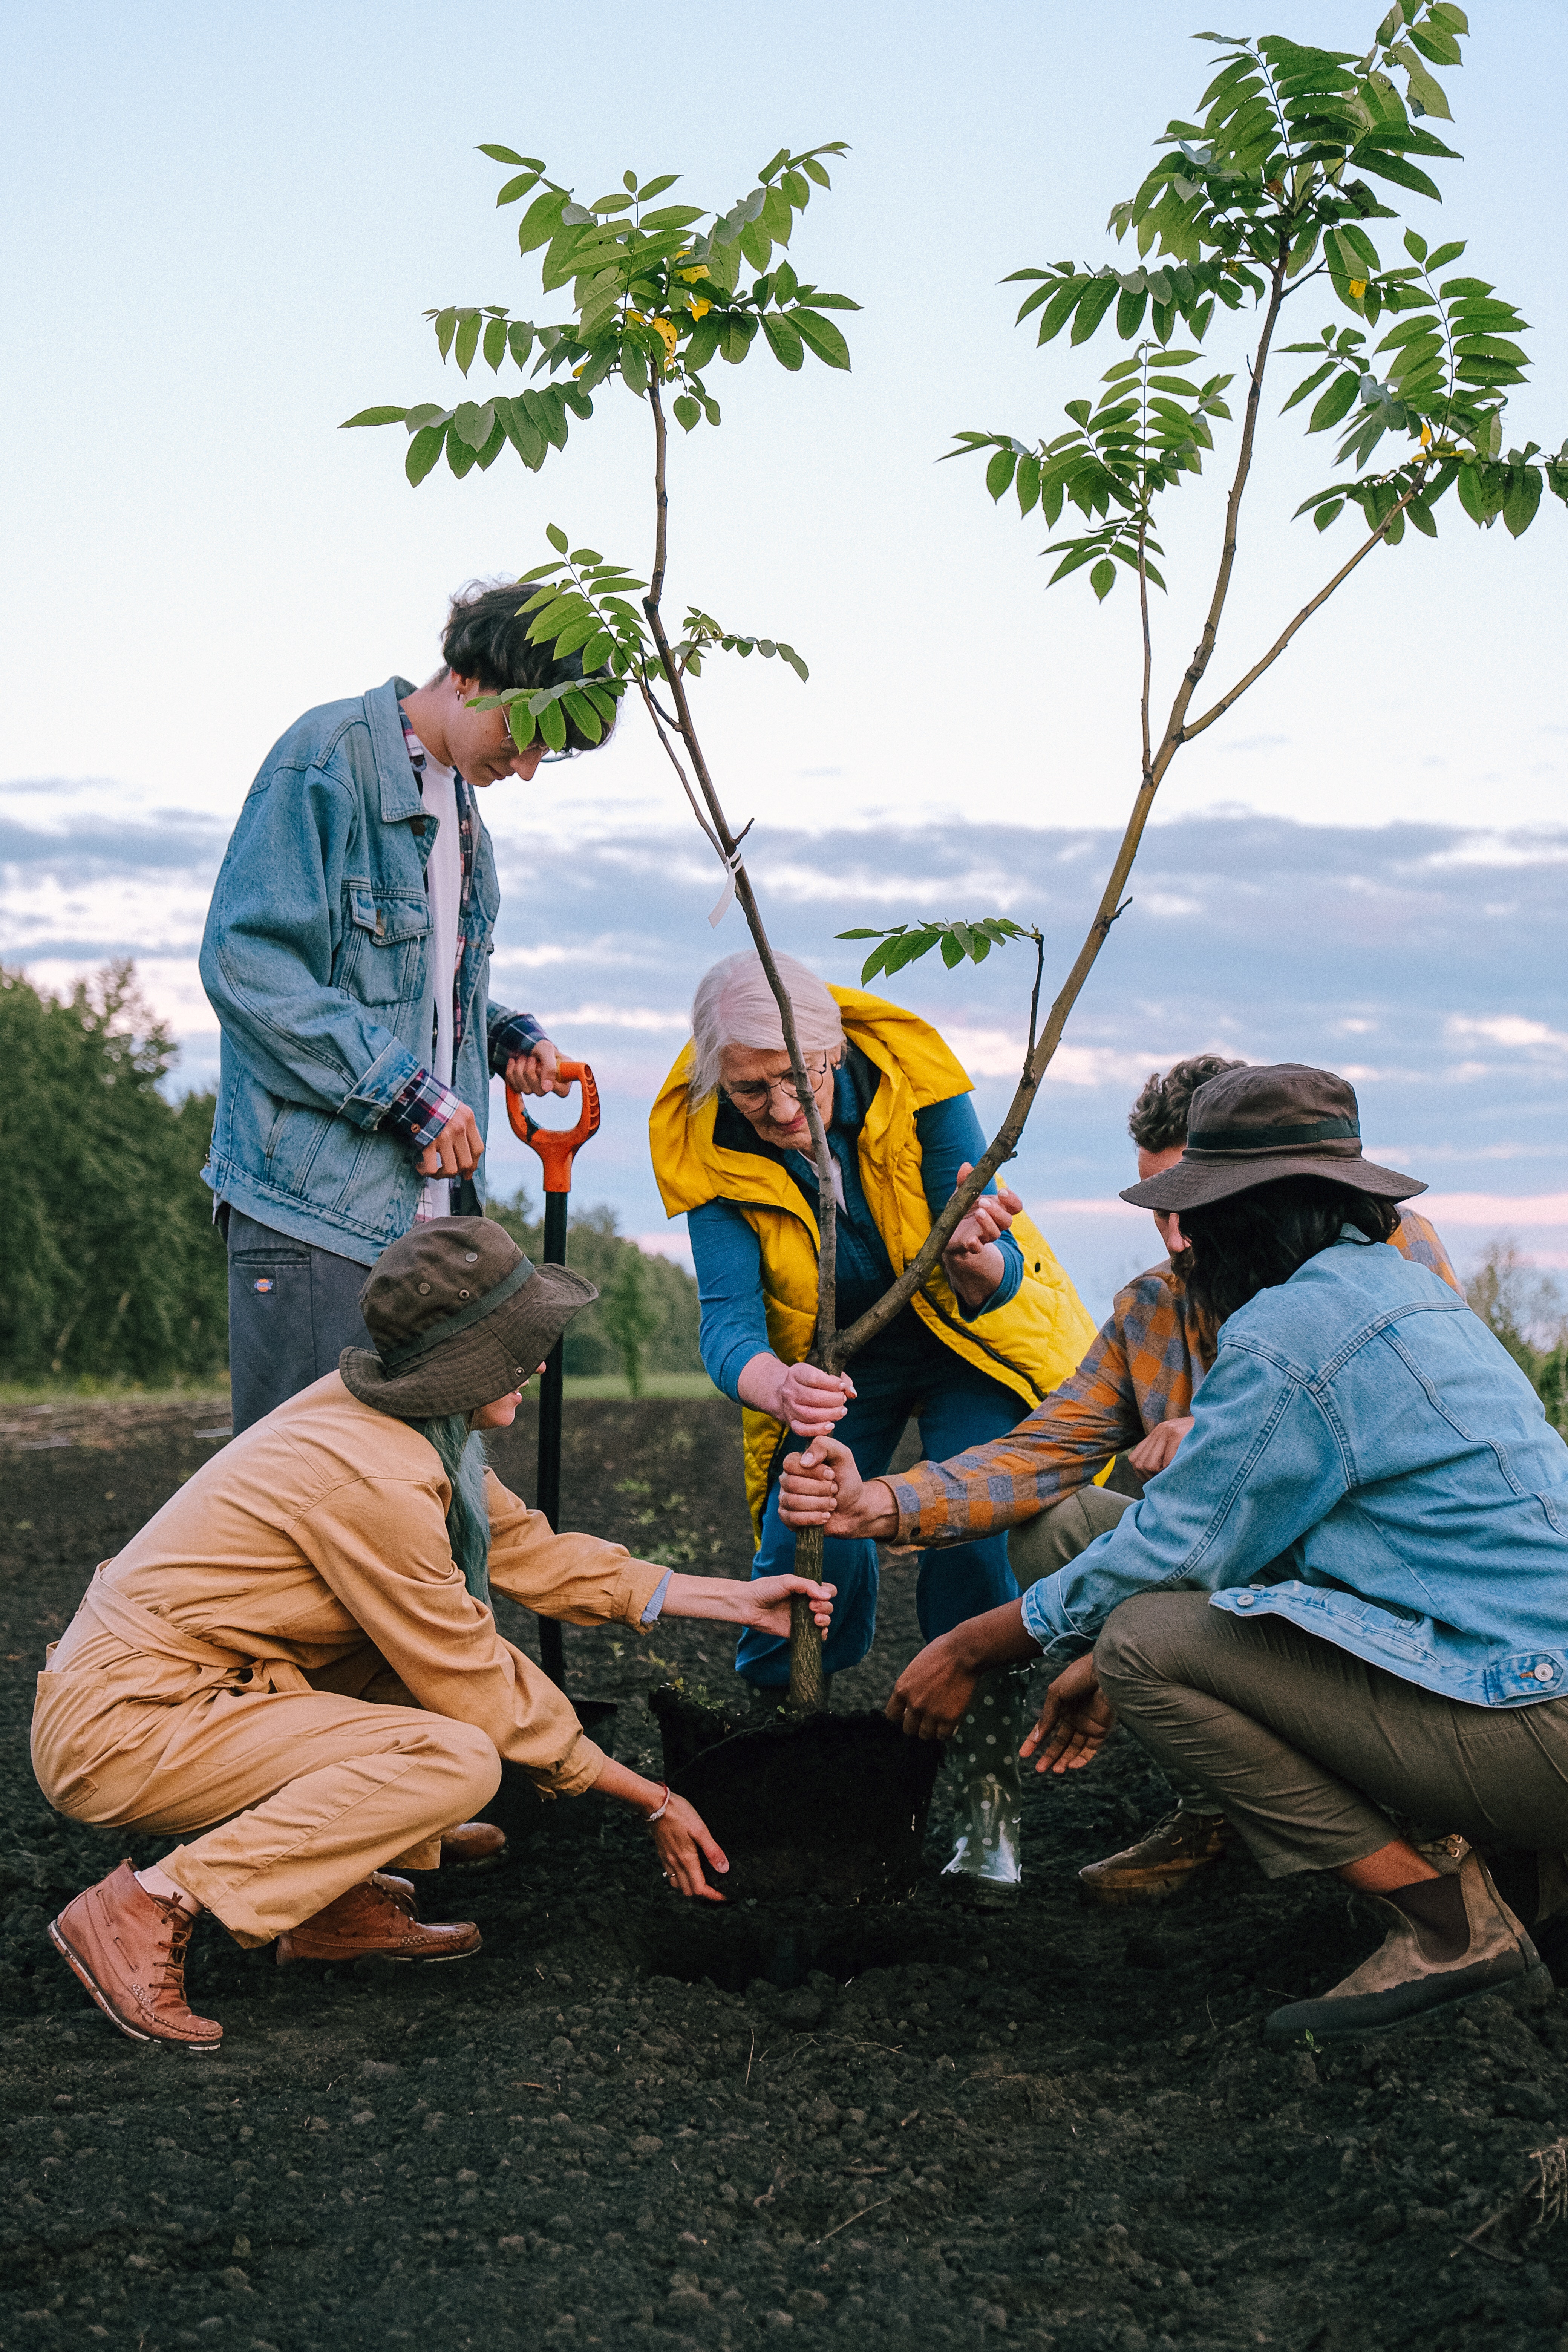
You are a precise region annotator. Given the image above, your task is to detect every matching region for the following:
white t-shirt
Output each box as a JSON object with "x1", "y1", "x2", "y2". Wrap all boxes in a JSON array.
[{"x1": 406, "y1": 734, "x2": 463, "y2": 1223}]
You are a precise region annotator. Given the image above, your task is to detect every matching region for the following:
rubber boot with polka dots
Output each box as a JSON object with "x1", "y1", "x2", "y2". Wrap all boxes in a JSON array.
[{"x1": 940, "y1": 1666, "x2": 1031, "y2": 1900}]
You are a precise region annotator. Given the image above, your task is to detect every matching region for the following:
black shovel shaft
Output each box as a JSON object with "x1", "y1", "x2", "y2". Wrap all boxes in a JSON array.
[{"x1": 536, "y1": 1189, "x2": 570, "y2": 1688}]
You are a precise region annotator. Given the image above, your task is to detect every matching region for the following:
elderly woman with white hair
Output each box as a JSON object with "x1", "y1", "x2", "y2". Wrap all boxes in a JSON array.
[{"x1": 651, "y1": 951, "x2": 1095, "y2": 1877}]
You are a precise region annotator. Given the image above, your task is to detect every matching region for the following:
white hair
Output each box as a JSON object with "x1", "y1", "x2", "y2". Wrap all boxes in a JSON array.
[{"x1": 689, "y1": 951, "x2": 845, "y2": 1107}]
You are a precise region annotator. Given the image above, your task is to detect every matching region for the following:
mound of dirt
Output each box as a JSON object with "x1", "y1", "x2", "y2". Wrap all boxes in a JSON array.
[{"x1": 4, "y1": 1400, "x2": 1568, "y2": 2349}]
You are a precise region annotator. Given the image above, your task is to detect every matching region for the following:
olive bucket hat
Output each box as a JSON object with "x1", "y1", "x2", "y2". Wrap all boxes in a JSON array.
[
  {"x1": 340, "y1": 1217, "x2": 598, "y2": 1418},
  {"x1": 1119, "y1": 1063, "x2": 1426, "y2": 1214}
]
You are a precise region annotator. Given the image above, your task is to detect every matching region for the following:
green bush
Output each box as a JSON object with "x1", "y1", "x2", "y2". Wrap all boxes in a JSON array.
[
  {"x1": 0, "y1": 963, "x2": 227, "y2": 1385},
  {"x1": 486, "y1": 1195, "x2": 703, "y2": 1382},
  {"x1": 1464, "y1": 1239, "x2": 1568, "y2": 1435}
]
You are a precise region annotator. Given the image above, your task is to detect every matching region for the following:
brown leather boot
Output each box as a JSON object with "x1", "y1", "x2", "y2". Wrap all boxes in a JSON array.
[
  {"x1": 276, "y1": 1878, "x2": 481, "y2": 1965},
  {"x1": 48, "y1": 1861, "x2": 222, "y2": 2051},
  {"x1": 1077, "y1": 1806, "x2": 1233, "y2": 1907},
  {"x1": 1265, "y1": 1851, "x2": 1540, "y2": 2047},
  {"x1": 438, "y1": 1821, "x2": 507, "y2": 1870},
  {"x1": 371, "y1": 1870, "x2": 418, "y2": 1914}
]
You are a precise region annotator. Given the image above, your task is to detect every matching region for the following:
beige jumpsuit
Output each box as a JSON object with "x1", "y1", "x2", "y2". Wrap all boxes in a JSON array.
[{"x1": 31, "y1": 1374, "x2": 663, "y2": 1946}]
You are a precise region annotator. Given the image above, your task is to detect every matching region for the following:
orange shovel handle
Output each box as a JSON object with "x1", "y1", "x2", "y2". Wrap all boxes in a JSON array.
[{"x1": 505, "y1": 1057, "x2": 601, "y2": 1194}]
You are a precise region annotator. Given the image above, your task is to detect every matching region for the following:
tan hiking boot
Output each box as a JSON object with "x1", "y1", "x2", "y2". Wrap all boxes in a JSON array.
[
  {"x1": 48, "y1": 1860, "x2": 222, "y2": 2051},
  {"x1": 1264, "y1": 1850, "x2": 1540, "y2": 2049},
  {"x1": 371, "y1": 1870, "x2": 418, "y2": 1913},
  {"x1": 1078, "y1": 1806, "x2": 1233, "y2": 1908},
  {"x1": 276, "y1": 1877, "x2": 481, "y2": 1965},
  {"x1": 438, "y1": 1821, "x2": 507, "y2": 1870}
]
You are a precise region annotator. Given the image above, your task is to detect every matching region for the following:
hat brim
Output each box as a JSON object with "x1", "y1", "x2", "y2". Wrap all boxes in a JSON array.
[
  {"x1": 340, "y1": 1261, "x2": 598, "y2": 1417},
  {"x1": 1120, "y1": 1152, "x2": 1427, "y2": 1214}
]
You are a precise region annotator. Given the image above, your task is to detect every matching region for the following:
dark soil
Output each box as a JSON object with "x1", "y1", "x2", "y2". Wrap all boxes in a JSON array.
[{"x1": 5, "y1": 1397, "x2": 1568, "y2": 2351}]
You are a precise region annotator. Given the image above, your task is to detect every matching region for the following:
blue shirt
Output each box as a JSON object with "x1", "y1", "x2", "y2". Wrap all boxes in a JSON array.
[
  {"x1": 689, "y1": 1057, "x2": 1023, "y2": 1399},
  {"x1": 1020, "y1": 1231, "x2": 1568, "y2": 1710}
]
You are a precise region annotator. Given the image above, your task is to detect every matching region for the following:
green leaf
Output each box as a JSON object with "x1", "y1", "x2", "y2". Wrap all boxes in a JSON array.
[
  {"x1": 341, "y1": 406, "x2": 407, "y2": 429},
  {"x1": 433, "y1": 306, "x2": 458, "y2": 361},
  {"x1": 791, "y1": 308, "x2": 851, "y2": 369},
  {"x1": 1351, "y1": 144, "x2": 1442, "y2": 202},
  {"x1": 673, "y1": 393, "x2": 701, "y2": 432},
  {"x1": 684, "y1": 318, "x2": 722, "y2": 374},
  {"x1": 495, "y1": 171, "x2": 541, "y2": 206},
  {"x1": 478, "y1": 144, "x2": 540, "y2": 167},
  {"x1": 446, "y1": 427, "x2": 478, "y2": 480},
  {"x1": 538, "y1": 698, "x2": 568, "y2": 754},
  {"x1": 638, "y1": 173, "x2": 680, "y2": 200},
  {"x1": 621, "y1": 339, "x2": 649, "y2": 398},
  {"x1": 1308, "y1": 372, "x2": 1361, "y2": 432},
  {"x1": 1280, "y1": 361, "x2": 1335, "y2": 416},
  {"x1": 1312, "y1": 498, "x2": 1345, "y2": 532},
  {"x1": 761, "y1": 311, "x2": 805, "y2": 370},
  {"x1": 1504, "y1": 466, "x2": 1542, "y2": 538},
  {"x1": 546, "y1": 523, "x2": 570, "y2": 554},
  {"x1": 1016, "y1": 452, "x2": 1042, "y2": 516},
  {"x1": 452, "y1": 400, "x2": 495, "y2": 451},
  {"x1": 1070, "y1": 277, "x2": 1120, "y2": 345},
  {"x1": 497, "y1": 398, "x2": 546, "y2": 471},
  {"x1": 986, "y1": 448, "x2": 1018, "y2": 501},
  {"x1": 454, "y1": 311, "x2": 481, "y2": 375},
  {"x1": 1090, "y1": 558, "x2": 1116, "y2": 600},
  {"x1": 483, "y1": 316, "x2": 507, "y2": 372},
  {"x1": 518, "y1": 188, "x2": 567, "y2": 253},
  {"x1": 405, "y1": 424, "x2": 446, "y2": 486},
  {"x1": 563, "y1": 690, "x2": 603, "y2": 742}
]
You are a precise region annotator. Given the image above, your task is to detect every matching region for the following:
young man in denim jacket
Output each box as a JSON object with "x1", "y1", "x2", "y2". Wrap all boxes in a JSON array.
[{"x1": 201, "y1": 580, "x2": 609, "y2": 1432}]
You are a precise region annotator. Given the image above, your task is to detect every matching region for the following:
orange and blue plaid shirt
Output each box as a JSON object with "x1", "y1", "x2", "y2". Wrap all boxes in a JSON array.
[{"x1": 888, "y1": 1208, "x2": 1461, "y2": 1544}]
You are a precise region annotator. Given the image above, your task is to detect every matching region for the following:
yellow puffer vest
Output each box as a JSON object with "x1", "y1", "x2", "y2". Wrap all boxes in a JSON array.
[{"x1": 650, "y1": 987, "x2": 1098, "y2": 1542}]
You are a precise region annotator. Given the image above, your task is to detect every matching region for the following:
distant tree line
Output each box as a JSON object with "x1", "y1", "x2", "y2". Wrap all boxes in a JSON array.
[
  {"x1": 0, "y1": 964, "x2": 705, "y2": 1393},
  {"x1": 1464, "y1": 1242, "x2": 1568, "y2": 1436},
  {"x1": 1, "y1": 963, "x2": 227, "y2": 1385}
]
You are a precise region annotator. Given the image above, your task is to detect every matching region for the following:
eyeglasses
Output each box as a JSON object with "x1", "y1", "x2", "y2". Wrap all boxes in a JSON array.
[{"x1": 723, "y1": 1056, "x2": 832, "y2": 1112}]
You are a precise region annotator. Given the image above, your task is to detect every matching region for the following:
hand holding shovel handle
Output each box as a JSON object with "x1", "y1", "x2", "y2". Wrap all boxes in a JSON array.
[{"x1": 506, "y1": 1059, "x2": 601, "y2": 1689}]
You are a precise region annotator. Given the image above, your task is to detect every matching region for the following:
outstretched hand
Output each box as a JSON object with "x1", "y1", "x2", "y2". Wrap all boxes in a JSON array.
[
  {"x1": 1020, "y1": 1653, "x2": 1118, "y2": 1775},
  {"x1": 652, "y1": 1793, "x2": 730, "y2": 1902},
  {"x1": 743, "y1": 1574, "x2": 837, "y2": 1638},
  {"x1": 885, "y1": 1629, "x2": 978, "y2": 1741}
]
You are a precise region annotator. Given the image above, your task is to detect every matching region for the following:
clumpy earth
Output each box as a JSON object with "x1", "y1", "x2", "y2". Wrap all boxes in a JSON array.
[{"x1": 5, "y1": 1396, "x2": 1568, "y2": 2350}]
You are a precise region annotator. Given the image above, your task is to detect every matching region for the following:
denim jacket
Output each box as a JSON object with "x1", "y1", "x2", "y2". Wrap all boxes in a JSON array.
[
  {"x1": 201, "y1": 678, "x2": 521, "y2": 1263},
  {"x1": 1020, "y1": 1233, "x2": 1568, "y2": 1709}
]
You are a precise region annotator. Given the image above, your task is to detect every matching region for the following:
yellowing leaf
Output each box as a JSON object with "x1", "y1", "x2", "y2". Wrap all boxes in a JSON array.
[
  {"x1": 1349, "y1": 278, "x2": 1368, "y2": 299},
  {"x1": 688, "y1": 297, "x2": 711, "y2": 320}
]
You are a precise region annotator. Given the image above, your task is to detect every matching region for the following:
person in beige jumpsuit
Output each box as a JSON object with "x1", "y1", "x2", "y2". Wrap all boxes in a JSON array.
[{"x1": 37, "y1": 1217, "x2": 833, "y2": 2050}]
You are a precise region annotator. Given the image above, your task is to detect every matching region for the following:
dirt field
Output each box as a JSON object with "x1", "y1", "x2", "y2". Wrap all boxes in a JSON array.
[{"x1": 5, "y1": 1396, "x2": 1568, "y2": 2351}]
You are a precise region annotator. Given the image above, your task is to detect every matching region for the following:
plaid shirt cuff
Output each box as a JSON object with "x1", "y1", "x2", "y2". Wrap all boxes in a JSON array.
[
  {"x1": 489, "y1": 1012, "x2": 547, "y2": 1077},
  {"x1": 381, "y1": 1067, "x2": 466, "y2": 1152}
]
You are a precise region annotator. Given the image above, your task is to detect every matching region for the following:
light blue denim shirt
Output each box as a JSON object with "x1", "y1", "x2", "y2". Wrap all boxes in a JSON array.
[
  {"x1": 200, "y1": 678, "x2": 516, "y2": 1263},
  {"x1": 1020, "y1": 1232, "x2": 1568, "y2": 1709}
]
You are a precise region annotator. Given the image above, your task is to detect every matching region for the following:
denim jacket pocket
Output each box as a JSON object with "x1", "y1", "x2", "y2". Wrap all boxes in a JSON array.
[{"x1": 338, "y1": 883, "x2": 430, "y2": 1006}]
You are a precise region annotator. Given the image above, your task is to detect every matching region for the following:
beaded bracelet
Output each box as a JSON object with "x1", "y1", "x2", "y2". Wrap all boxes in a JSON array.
[{"x1": 643, "y1": 1784, "x2": 672, "y2": 1827}]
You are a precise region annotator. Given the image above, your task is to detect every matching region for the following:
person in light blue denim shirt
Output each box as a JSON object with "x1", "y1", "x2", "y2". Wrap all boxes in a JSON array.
[
  {"x1": 884, "y1": 1063, "x2": 1568, "y2": 2046},
  {"x1": 201, "y1": 580, "x2": 610, "y2": 1432}
]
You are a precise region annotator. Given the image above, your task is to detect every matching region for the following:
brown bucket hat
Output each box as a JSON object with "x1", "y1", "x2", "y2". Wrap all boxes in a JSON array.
[
  {"x1": 340, "y1": 1216, "x2": 597, "y2": 1418},
  {"x1": 1119, "y1": 1063, "x2": 1426, "y2": 1214}
]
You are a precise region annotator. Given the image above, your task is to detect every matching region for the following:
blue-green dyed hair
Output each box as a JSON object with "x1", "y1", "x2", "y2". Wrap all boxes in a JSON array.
[{"x1": 406, "y1": 1413, "x2": 492, "y2": 1606}]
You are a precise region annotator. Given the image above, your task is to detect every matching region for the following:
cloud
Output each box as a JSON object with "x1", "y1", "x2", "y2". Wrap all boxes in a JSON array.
[
  {"x1": 1446, "y1": 1016, "x2": 1568, "y2": 1054},
  {"x1": 1419, "y1": 1193, "x2": 1568, "y2": 1227}
]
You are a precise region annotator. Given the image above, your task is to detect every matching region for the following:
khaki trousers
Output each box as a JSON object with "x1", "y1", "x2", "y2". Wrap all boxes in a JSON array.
[
  {"x1": 33, "y1": 1580, "x2": 501, "y2": 1947},
  {"x1": 1095, "y1": 1590, "x2": 1568, "y2": 1879},
  {"x1": 1007, "y1": 1488, "x2": 1222, "y2": 1816}
]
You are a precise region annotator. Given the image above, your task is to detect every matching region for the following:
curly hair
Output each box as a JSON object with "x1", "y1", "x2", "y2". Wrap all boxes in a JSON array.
[{"x1": 1127, "y1": 1054, "x2": 1246, "y2": 1153}]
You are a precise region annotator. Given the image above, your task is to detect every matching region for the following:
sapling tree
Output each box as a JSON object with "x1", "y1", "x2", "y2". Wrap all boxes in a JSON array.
[
  {"x1": 346, "y1": 142, "x2": 862, "y2": 1700},
  {"x1": 838, "y1": 0, "x2": 1563, "y2": 1362}
]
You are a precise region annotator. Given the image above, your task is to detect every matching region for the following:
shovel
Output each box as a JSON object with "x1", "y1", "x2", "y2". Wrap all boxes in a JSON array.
[{"x1": 505, "y1": 1058, "x2": 603, "y2": 1701}]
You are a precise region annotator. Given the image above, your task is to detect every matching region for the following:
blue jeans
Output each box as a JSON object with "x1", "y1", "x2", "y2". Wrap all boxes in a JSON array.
[{"x1": 736, "y1": 1325, "x2": 1025, "y2": 1687}]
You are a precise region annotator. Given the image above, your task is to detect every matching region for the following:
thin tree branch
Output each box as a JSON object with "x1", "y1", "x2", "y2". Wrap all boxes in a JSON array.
[
  {"x1": 1181, "y1": 476, "x2": 1423, "y2": 741},
  {"x1": 641, "y1": 378, "x2": 838, "y2": 1367},
  {"x1": 829, "y1": 257, "x2": 1294, "y2": 1369}
]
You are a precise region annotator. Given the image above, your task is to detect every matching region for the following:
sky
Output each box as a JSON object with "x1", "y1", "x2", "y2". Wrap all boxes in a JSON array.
[{"x1": 4, "y1": 1, "x2": 1565, "y2": 1320}]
